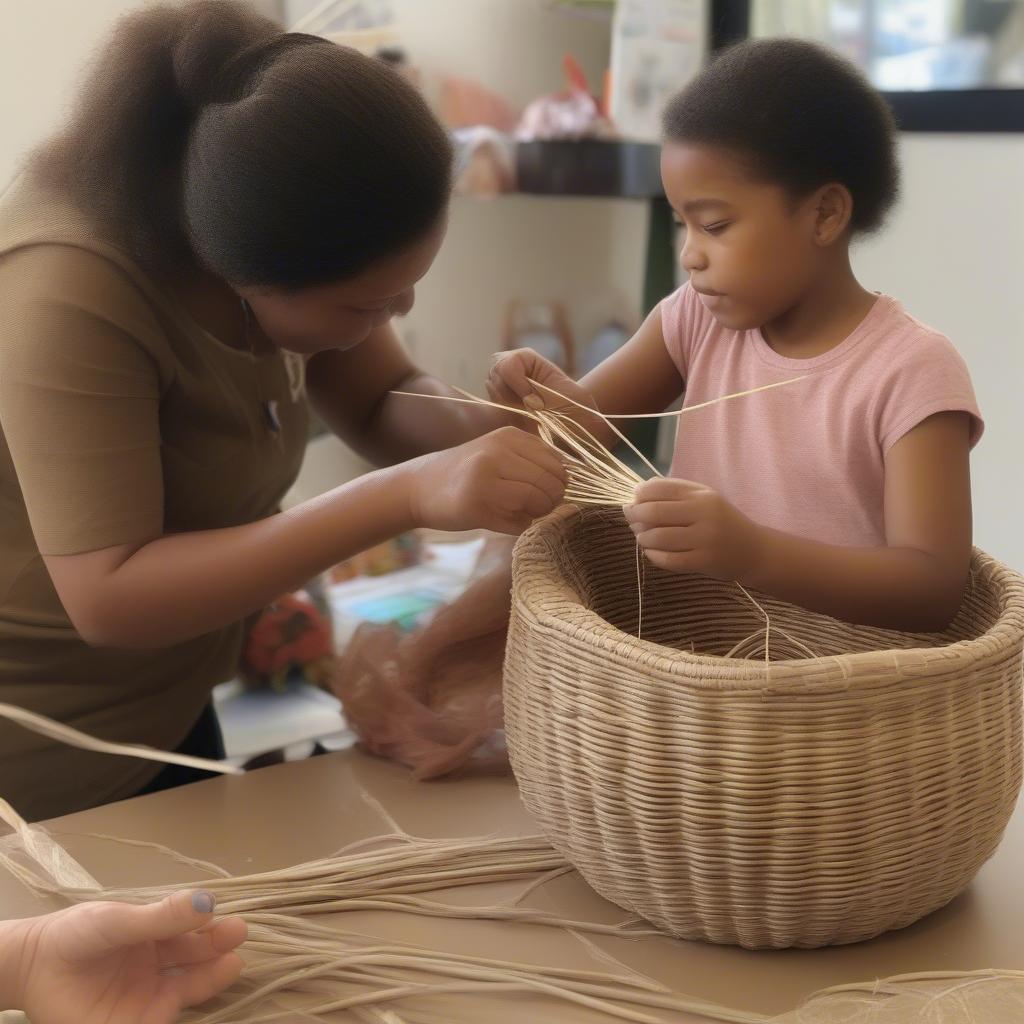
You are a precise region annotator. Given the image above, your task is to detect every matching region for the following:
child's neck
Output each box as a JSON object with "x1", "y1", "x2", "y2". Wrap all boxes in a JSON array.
[{"x1": 761, "y1": 261, "x2": 877, "y2": 360}]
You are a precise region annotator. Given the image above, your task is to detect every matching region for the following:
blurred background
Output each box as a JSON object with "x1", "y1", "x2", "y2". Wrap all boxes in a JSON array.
[
  {"x1": 3, "y1": 0, "x2": 1021, "y2": 563},
  {"x1": 3, "y1": 0, "x2": 1022, "y2": 765}
]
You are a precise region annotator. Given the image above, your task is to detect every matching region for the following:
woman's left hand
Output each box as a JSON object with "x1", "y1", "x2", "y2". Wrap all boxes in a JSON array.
[
  {"x1": 9, "y1": 890, "x2": 246, "y2": 1024},
  {"x1": 626, "y1": 478, "x2": 763, "y2": 582}
]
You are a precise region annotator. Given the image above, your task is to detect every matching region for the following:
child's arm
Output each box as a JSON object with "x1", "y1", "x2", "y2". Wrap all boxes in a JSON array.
[
  {"x1": 487, "y1": 305, "x2": 685, "y2": 444},
  {"x1": 628, "y1": 411, "x2": 972, "y2": 632}
]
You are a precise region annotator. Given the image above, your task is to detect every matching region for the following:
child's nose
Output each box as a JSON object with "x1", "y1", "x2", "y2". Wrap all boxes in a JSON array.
[{"x1": 679, "y1": 239, "x2": 708, "y2": 274}]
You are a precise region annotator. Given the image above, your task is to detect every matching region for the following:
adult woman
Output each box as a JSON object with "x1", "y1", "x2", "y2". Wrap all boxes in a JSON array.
[{"x1": 0, "y1": 1, "x2": 562, "y2": 820}]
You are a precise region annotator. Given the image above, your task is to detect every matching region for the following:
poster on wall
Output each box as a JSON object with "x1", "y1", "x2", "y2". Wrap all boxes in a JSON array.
[{"x1": 609, "y1": 0, "x2": 708, "y2": 141}]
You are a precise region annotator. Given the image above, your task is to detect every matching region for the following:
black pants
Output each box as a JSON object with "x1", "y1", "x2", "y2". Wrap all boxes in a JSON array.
[{"x1": 134, "y1": 703, "x2": 227, "y2": 798}]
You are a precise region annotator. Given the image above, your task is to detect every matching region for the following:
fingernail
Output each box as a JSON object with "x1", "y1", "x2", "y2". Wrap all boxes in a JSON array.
[{"x1": 192, "y1": 890, "x2": 216, "y2": 914}]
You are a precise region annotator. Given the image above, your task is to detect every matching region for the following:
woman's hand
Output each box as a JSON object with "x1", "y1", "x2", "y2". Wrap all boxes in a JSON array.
[
  {"x1": 405, "y1": 427, "x2": 566, "y2": 536},
  {"x1": 487, "y1": 349, "x2": 597, "y2": 417},
  {"x1": 626, "y1": 478, "x2": 763, "y2": 582},
  {"x1": 5, "y1": 890, "x2": 246, "y2": 1024}
]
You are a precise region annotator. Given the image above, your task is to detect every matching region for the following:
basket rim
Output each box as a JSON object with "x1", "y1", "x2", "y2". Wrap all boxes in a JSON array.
[{"x1": 511, "y1": 508, "x2": 1024, "y2": 689}]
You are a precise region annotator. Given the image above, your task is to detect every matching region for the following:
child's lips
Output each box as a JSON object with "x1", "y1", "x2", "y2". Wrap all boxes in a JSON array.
[{"x1": 696, "y1": 288, "x2": 727, "y2": 307}]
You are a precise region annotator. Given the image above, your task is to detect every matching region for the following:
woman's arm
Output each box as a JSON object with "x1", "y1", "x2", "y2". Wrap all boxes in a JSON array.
[
  {"x1": 628, "y1": 412, "x2": 973, "y2": 632},
  {"x1": 44, "y1": 429, "x2": 565, "y2": 650},
  {"x1": 305, "y1": 323, "x2": 510, "y2": 464}
]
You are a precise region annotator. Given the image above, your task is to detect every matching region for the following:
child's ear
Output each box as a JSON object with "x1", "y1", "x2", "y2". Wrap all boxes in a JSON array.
[{"x1": 812, "y1": 183, "x2": 854, "y2": 245}]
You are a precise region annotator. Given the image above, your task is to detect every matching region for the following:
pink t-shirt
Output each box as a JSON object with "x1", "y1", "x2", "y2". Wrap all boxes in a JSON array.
[{"x1": 661, "y1": 284, "x2": 983, "y2": 548}]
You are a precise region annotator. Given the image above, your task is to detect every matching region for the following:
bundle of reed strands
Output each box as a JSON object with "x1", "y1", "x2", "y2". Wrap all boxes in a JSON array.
[
  {"x1": 1, "y1": 707, "x2": 1022, "y2": 1024},
  {"x1": 394, "y1": 377, "x2": 811, "y2": 657},
  {"x1": 393, "y1": 376, "x2": 806, "y2": 508}
]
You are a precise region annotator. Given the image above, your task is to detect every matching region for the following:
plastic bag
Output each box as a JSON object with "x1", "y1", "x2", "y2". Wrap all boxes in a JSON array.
[{"x1": 330, "y1": 538, "x2": 514, "y2": 779}]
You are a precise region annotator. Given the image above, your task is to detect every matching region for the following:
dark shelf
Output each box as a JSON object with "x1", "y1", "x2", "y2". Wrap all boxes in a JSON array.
[{"x1": 515, "y1": 139, "x2": 664, "y2": 199}]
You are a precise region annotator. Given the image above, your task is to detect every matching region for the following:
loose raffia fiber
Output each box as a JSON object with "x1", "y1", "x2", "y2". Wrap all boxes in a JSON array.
[
  {"x1": 4, "y1": 710, "x2": 1024, "y2": 1020},
  {"x1": 505, "y1": 507, "x2": 1024, "y2": 949}
]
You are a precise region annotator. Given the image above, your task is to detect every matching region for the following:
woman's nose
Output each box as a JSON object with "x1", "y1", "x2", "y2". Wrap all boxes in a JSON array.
[{"x1": 391, "y1": 288, "x2": 415, "y2": 319}]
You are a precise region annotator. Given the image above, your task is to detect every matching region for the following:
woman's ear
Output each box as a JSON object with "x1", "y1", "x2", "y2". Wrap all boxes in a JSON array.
[{"x1": 811, "y1": 183, "x2": 854, "y2": 246}]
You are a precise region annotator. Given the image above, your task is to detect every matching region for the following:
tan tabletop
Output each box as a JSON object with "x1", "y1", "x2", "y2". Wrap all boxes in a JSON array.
[{"x1": 2, "y1": 749, "x2": 1022, "y2": 1022}]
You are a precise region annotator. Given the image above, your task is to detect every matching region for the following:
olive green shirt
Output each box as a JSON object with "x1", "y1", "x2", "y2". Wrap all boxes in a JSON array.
[{"x1": 0, "y1": 176, "x2": 308, "y2": 820}]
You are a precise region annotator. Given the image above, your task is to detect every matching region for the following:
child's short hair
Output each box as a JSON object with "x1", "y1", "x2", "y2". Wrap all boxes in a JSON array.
[{"x1": 662, "y1": 38, "x2": 899, "y2": 233}]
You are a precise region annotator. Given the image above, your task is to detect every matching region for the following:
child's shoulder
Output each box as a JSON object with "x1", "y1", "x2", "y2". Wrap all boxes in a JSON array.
[
  {"x1": 658, "y1": 282, "x2": 718, "y2": 374},
  {"x1": 870, "y1": 296, "x2": 971, "y2": 379},
  {"x1": 868, "y1": 296, "x2": 982, "y2": 451}
]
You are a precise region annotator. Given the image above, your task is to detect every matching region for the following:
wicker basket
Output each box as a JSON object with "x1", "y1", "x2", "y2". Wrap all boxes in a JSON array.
[{"x1": 505, "y1": 509, "x2": 1024, "y2": 949}]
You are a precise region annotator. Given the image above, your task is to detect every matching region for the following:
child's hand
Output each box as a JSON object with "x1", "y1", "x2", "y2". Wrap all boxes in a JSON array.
[
  {"x1": 488, "y1": 349, "x2": 596, "y2": 416},
  {"x1": 626, "y1": 478, "x2": 762, "y2": 582},
  {"x1": 8, "y1": 890, "x2": 246, "y2": 1024},
  {"x1": 407, "y1": 427, "x2": 566, "y2": 536}
]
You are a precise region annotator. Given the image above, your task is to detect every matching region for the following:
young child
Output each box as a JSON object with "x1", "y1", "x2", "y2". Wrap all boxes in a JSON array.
[{"x1": 489, "y1": 38, "x2": 981, "y2": 632}]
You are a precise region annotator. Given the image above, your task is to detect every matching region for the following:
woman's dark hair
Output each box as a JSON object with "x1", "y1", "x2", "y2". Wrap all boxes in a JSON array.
[
  {"x1": 31, "y1": 1, "x2": 453, "y2": 288},
  {"x1": 662, "y1": 38, "x2": 899, "y2": 233}
]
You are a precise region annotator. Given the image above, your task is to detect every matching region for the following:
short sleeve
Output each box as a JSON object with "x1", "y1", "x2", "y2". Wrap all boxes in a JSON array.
[
  {"x1": 0, "y1": 245, "x2": 165, "y2": 554},
  {"x1": 659, "y1": 283, "x2": 711, "y2": 382},
  {"x1": 877, "y1": 328, "x2": 984, "y2": 456}
]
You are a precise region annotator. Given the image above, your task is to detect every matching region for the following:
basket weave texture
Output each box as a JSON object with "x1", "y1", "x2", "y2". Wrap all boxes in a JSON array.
[{"x1": 505, "y1": 509, "x2": 1024, "y2": 949}]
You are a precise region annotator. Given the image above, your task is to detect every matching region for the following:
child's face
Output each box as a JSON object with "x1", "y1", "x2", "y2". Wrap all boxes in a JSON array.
[{"x1": 660, "y1": 142, "x2": 824, "y2": 331}]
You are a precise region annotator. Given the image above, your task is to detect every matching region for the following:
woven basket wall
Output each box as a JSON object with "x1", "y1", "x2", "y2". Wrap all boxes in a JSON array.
[{"x1": 505, "y1": 508, "x2": 1024, "y2": 949}]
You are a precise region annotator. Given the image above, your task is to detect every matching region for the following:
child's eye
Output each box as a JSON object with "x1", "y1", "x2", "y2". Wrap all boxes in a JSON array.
[{"x1": 704, "y1": 221, "x2": 730, "y2": 235}]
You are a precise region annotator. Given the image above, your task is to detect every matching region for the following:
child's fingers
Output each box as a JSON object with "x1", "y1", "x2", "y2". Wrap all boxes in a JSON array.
[
  {"x1": 631, "y1": 478, "x2": 701, "y2": 504},
  {"x1": 490, "y1": 351, "x2": 536, "y2": 400},
  {"x1": 632, "y1": 526, "x2": 697, "y2": 552},
  {"x1": 642, "y1": 548, "x2": 705, "y2": 574},
  {"x1": 485, "y1": 375, "x2": 520, "y2": 408},
  {"x1": 626, "y1": 500, "x2": 699, "y2": 529}
]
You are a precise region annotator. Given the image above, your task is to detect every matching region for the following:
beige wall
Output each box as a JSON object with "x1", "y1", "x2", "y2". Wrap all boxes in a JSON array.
[
  {"x1": 0, "y1": 0, "x2": 282, "y2": 189},
  {"x1": 1, "y1": 1, "x2": 139, "y2": 188},
  {"x1": 5, "y1": 3, "x2": 1019, "y2": 567},
  {"x1": 853, "y1": 134, "x2": 1024, "y2": 569}
]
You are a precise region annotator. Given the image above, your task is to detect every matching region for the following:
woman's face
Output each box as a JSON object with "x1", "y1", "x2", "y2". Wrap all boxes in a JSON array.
[{"x1": 237, "y1": 216, "x2": 447, "y2": 355}]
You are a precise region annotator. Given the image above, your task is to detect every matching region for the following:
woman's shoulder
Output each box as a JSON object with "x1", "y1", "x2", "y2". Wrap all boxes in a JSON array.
[
  {"x1": 0, "y1": 178, "x2": 177, "y2": 360},
  {"x1": 0, "y1": 174, "x2": 161, "y2": 315},
  {"x1": 0, "y1": 242, "x2": 163, "y2": 358}
]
